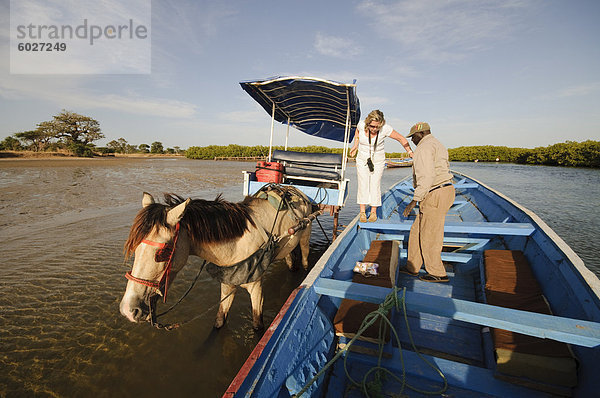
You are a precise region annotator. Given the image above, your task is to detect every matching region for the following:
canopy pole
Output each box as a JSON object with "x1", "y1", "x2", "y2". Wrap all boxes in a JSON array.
[
  {"x1": 341, "y1": 87, "x2": 352, "y2": 181},
  {"x1": 285, "y1": 117, "x2": 290, "y2": 150},
  {"x1": 268, "y1": 102, "x2": 275, "y2": 161}
]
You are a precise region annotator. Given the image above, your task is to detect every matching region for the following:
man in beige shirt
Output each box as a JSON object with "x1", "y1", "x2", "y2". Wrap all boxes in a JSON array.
[{"x1": 401, "y1": 122, "x2": 455, "y2": 282}]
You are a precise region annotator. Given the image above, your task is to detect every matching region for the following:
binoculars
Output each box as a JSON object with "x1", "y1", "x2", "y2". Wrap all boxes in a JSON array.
[{"x1": 366, "y1": 157, "x2": 374, "y2": 172}]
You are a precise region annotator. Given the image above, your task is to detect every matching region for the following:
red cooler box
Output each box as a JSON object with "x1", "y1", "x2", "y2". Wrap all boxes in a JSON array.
[{"x1": 255, "y1": 161, "x2": 283, "y2": 183}]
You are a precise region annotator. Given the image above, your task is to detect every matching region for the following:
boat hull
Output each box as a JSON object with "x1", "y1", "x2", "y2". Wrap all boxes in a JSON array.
[{"x1": 227, "y1": 171, "x2": 600, "y2": 397}]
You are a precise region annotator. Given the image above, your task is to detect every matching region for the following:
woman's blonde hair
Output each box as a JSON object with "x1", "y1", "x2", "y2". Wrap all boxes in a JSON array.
[{"x1": 365, "y1": 109, "x2": 385, "y2": 127}]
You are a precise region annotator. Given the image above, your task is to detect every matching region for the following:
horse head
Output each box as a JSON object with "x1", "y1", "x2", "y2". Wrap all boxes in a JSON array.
[{"x1": 119, "y1": 192, "x2": 191, "y2": 323}]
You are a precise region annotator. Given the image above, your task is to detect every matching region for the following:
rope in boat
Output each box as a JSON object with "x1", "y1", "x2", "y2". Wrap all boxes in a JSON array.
[{"x1": 293, "y1": 287, "x2": 448, "y2": 397}]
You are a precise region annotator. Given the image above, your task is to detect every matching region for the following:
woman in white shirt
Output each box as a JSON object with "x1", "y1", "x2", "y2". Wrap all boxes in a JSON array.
[{"x1": 349, "y1": 110, "x2": 413, "y2": 222}]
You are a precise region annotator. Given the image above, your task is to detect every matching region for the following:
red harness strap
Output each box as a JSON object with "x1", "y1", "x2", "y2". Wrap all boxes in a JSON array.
[
  {"x1": 125, "y1": 271, "x2": 161, "y2": 289},
  {"x1": 125, "y1": 223, "x2": 181, "y2": 302},
  {"x1": 140, "y1": 240, "x2": 167, "y2": 248}
]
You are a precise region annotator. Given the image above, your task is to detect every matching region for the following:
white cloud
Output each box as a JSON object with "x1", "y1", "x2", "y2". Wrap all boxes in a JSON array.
[
  {"x1": 356, "y1": 0, "x2": 534, "y2": 62},
  {"x1": 217, "y1": 109, "x2": 265, "y2": 124},
  {"x1": 0, "y1": 76, "x2": 196, "y2": 118},
  {"x1": 554, "y1": 82, "x2": 600, "y2": 98},
  {"x1": 360, "y1": 95, "x2": 390, "y2": 109},
  {"x1": 152, "y1": 1, "x2": 238, "y2": 58},
  {"x1": 314, "y1": 32, "x2": 361, "y2": 58}
]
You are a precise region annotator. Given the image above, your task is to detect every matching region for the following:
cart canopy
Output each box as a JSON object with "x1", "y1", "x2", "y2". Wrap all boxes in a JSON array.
[{"x1": 240, "y1": 76, "x2": 361, "y2": 143}]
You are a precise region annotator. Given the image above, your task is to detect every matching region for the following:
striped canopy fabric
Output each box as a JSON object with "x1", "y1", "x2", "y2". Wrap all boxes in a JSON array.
[{"x1": 240, "y1": 76, "x2": 361, "y2": 143}]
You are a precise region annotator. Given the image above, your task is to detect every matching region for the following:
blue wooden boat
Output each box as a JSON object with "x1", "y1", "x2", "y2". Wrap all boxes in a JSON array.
[
  {"x1": 226, "y1": 171, "x2": 600, "y2": 397},
  {"x1": 386, "y1": 158, "x2": 413, "y2": 168}
]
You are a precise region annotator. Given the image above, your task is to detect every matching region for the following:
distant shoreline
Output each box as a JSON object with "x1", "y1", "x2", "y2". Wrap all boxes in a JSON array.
[
  {"x1": 0, "y1": 150, "x2": 184, "y2": 160},
  {"x1": 0, "y1": 151, "x2": 186, "y2": 167}
]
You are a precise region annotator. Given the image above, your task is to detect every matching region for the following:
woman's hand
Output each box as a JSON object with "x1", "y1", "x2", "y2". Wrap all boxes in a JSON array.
[{"x1": 350, "y1": 147, "x2": 357, "y2": 157}]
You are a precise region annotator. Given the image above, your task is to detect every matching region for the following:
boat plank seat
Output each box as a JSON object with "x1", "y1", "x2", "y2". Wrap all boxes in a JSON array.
[
  {"x1": 315, "y1": 278, "x2": 600, "y2": 346},
  {"x1": 271, "y1": 149, "x2": 343, "y2": 181},
  {"x1": 484, "y1": 249, "x2": 578, "y2": 395},
  {"x1": 359, "y1": 221, "x2": 536, "y2": 236},
  {"x1": 333, "y1": 240, "x2": 399, "y2": 343}
]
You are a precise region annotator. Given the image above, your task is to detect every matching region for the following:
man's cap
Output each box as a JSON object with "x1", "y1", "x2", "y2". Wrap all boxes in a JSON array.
[{"x1": 407, "y1": 122, "x2": 430, "y2": 137}]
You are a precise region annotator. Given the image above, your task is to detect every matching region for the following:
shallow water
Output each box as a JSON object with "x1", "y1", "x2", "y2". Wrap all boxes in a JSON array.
[{"x1": 0, "y1": 158, "x2": 598, "y2": 397}]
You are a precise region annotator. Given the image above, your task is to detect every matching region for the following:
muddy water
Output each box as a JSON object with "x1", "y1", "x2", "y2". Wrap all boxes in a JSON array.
[
  {"x1": 1, "y1": 158, "x2": 298, "y2": 397},
  {"x1": 0, "y1": 158, "x2": 597, "y2": 397}
]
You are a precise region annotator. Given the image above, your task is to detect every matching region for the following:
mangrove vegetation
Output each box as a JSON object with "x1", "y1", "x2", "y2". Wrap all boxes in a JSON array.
[
  {"x1": 186, "y1": 141, "x2": 600, "y2": 168},
  {"x1": 448, "y1": 141, "x2": 600, "y2": 167}
]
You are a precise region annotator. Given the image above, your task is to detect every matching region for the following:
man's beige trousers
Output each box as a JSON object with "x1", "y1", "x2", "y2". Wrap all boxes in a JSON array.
[{"x1": 407, "y1": 185, "x2": 456, "y2": 277}]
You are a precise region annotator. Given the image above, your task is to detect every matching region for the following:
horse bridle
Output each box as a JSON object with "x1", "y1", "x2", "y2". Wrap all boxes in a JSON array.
[{"x1": 125, "y1": 223, "x2": 181, "y2": 302}]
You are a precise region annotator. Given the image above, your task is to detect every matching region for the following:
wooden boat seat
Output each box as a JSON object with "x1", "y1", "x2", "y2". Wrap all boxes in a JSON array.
[
  {"x1": 333, "y1": 240, "x2": 399, "y2": 343},
  {"x1": 484, "y1": 250, "x2": 578, "y2": 395},
  {"x1": 360, "y1": 220, "x2": 536, "y2": 236},
  {"x1": 271, "y1": 150, "x2": 343, "y2": 182}
]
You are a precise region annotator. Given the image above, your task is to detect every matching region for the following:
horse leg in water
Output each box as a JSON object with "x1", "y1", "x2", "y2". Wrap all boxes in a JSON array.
[
  {"x1": 215, "y1": 283, "x2": 237, "y2": 329},
  {"x1": 242, "y1": 279, "x2": 264, "y2": 330},
  {"x1": 300, "y1": 227, "x2": 311, "y2": 270},
  {"x1": 215, "y1": 280, "x2": 264, "y2": 330},
  {"x1": 284, "y1": 252, "x2": 295, "y2": 271}
]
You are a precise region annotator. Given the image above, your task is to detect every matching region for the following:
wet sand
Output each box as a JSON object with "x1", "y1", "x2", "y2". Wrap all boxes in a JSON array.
[
  {"x1": 0, "y1": 157, "x2": 245, "y2": 239},
  {"x1": 0, "y1": 152, "x2": 185, "y2": 168}
]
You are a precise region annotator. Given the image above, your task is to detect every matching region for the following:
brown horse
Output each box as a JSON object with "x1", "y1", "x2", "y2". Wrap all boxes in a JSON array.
[{"x1": 119, "y1": 186, "x2": 313, "y2": 330}]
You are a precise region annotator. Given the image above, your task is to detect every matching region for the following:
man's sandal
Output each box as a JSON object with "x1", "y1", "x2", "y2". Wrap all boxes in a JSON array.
[
  {"x1": 419, "y1": 274, "x2": 449, "y2": 283},
  {"x1": 398, "y1": 267, "x2": 418, "y2": 277}
]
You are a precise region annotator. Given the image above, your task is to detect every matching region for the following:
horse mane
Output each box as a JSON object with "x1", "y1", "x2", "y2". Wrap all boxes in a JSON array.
[{"x1": 124, "y1": 193, "x2": 257, "y2": 257}]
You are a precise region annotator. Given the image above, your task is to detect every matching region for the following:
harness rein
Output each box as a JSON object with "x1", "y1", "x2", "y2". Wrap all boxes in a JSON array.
[{"x1": 125, "y1": 222, "x2": 181, "y2": 302}]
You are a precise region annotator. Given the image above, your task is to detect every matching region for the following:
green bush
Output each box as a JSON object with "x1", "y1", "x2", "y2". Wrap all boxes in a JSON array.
[
  {"x1": 69, "y1": 143, "x2": 95, "y2": 157},
  {"x1": 448, "y1": 141, "x2": 599, "y2": 167}
]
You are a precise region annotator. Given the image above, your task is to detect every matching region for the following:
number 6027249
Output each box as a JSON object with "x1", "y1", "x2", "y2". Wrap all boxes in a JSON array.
[{"x1": 17, "y1": 42, "x2": 67, "y2": 51}]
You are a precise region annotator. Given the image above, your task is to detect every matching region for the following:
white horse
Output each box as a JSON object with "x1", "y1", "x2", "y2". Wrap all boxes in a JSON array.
[{"x1": 119, "y1": 187, "x2": 313, "y2": 330}]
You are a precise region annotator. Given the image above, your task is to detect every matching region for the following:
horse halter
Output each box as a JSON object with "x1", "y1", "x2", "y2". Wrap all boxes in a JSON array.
[{"x1": 125, "y1": 223, "x2": 181, "y2": 302}]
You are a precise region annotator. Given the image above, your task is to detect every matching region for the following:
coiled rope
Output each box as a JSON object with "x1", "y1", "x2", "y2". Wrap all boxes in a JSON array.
[{"x1": 293, "y1": 286, "x2": 448, "y2": 397}]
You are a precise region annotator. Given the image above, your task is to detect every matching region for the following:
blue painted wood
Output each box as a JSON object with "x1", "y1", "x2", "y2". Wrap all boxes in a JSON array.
[
  {"x1": 247, "y1": 180, "x2": 345, "y2": 206},
  {"x1": 393, "y1": 182, "x2": 479, "y2": 190},
  {"x1": 313, "y1": 278, "x2": 600, "y2": 347},
  {"x1": 240, "y1": 289, "x2": 335, "y2": 397},
  {"x1": 359, "y1": 220, "x2": 536, "y2": 236},
  {"x1": 453, "y1": 182, "x2": 479, "y2": 189},
  {"x1": 392, "y1": 313, "x2": 484, "y2": 363},
  {"x1": 350, "y1": 235, "x2": 488, "y2": 253},
  {"x1": 393, "y1": 269, "x2": 482, "y2": 363},
  {"x1": 396, "y1": 271, "x2": 476, "y2": 301},
  {"x1": 398, "y1": 249, "x2": 473, "y2": 263},
  {"x1": 340, "y1": 349, "x2": 551, "y2": 397}
]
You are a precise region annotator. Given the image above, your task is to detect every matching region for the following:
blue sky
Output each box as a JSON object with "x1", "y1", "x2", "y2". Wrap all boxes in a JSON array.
[{"x1": 1, "y1": 0, "x2": 599, "y2": 150}]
